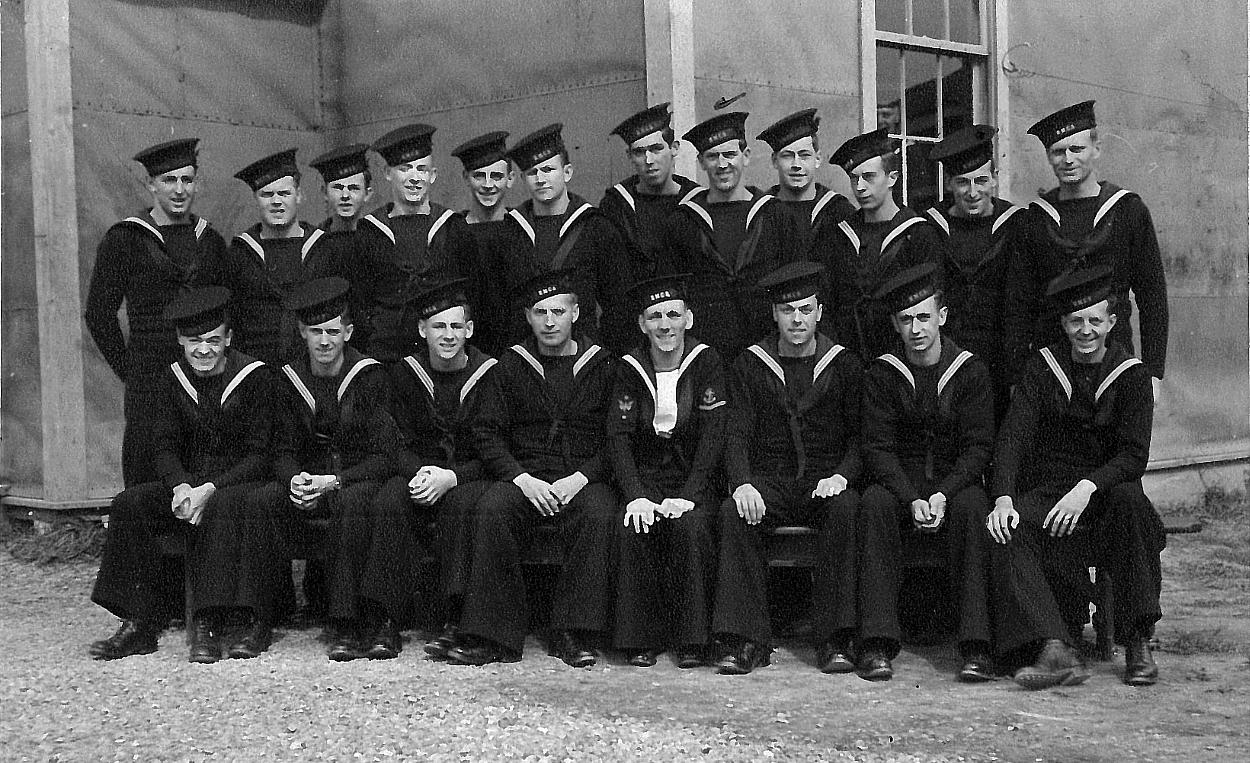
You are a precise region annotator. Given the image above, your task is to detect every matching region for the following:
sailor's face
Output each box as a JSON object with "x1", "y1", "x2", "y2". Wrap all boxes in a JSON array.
[
  {"x1": 419, "y1": 305, "x2": 473, "y2": 362},
  {"x1": 849, "y1": 155, "x2": 896, "y2": 211},
  {"x1": 324, "y1": 172, "x2": 371, "y2": 221},
  {"x1": 699, "y1": 139, "x2": 748, "y2": 193},
  {"x1": 946, "y1": 161, "x2": 997, "y2": 217},
  {"x1": 300, "y1": 316, "x2": 352, "y2": 366},
  {"x1": 1063, "y1": 300, "x2": 1116, "y2": 357},
  {"x1": 1047, "y1": 129, "x2": 1100, "y2": 186},
  {"x1": 773, "y1": 295, "x2": 822, "y2": 347},
  {"x1": 891, "y1": 295, "x2": 946, "y2": 354},
  {"x1": 465, "y1": 160, "x2": 513, "y2": 209},
  {"x1": 773, "y1": 136, "x2": 821, "y2": 194},
  {"x1": 627, "y1": 131, "x2": 678, "y2": 191},
  {"x1": 256, "y1": 176, "x2": 300, "y2": 228},
  {"x1": 149, "y1": 165, "x2": 197, "y2": 218},
  {"x1": 526, "y1": 293, "x2": 578, "y2": 349},
  {"x1": 178, "y1": 324, "x2": 231, "y2": 376},
  {"x1": 523, "y1": 157, "x2": 571, "y2": 204},
  {"x1": 387, "y1": 157, "x2": 436, "y2": 205},
  {"x1": 639, "y1": 298, "x2": 690, "y2": 354}
]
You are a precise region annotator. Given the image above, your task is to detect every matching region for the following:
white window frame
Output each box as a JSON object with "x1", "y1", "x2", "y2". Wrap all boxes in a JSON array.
[{"x1": 859, "y1": 0, "x2": 1011, "y2": 205}]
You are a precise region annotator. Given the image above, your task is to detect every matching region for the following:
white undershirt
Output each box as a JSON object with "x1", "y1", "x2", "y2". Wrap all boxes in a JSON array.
[{"x1": 653, "y1": 369, "x2": 680, "y2": 436}]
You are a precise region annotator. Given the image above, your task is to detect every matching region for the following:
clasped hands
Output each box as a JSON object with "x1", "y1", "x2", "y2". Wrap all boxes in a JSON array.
[
  {"x1": 289, "y1": 472, "x2": 340, "y2": 510},
  {"x1": 409, "y1": 465, "x2": 458, "y2": 505},
  {"x1": 513, "y1": 471, "x2": 588, "y2": 517},
  {"x1": 623, "y1": 497, "x2": 696, "y2": 534},
  {"x1": 911, "y1": 492, "x2": 947, "y2": 532},
  {"x1": 170, "y1": 482, "x2": 216, "y2": 526}
]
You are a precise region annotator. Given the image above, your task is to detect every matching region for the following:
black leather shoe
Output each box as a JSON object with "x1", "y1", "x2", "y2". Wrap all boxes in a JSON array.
[
  {"x1": 957, "y1": 641, "x2": 995, "y2": 682},
  {"x1": 365, "y1": 618, "x2": 401, "y2": 660},
  {"x1": 817, "y1": 637, "x2": 856, "y2": 674},
  {"x1": 675, "y1": 645, "x2": 706, "y2": 669},
  {"x1": 1124, "y1": 636, "x2": 1158, "y2": 686},
  {"x1": 1013, "y1": 639, "x2": 1090, "y2": 689},
  {"x1": 227, "y1": 621, "x2": 272, "y2": 660},
  {"x1": 627, "y1": 649, "x2": 660, "y2": 668},
  {"x1": 856, "y1": 651, "x2": 894, "y2": 681},
  {"x1": 188, "y1": 617, "x2": 220, "y2": 664},
  {"x1": 554, "y1": 631, "x2": 599, "y2": 668},
  {"x1": 327, "y1": 624, "x2": 362, "y2": 662},
  {"x1": 90, "y1": 620, "x2": 160, "y2": 660},
  {"x1": 716, "y1": 640, "x2": 771, "y2": 675},
  {"x1": 446, "y1": 636, "x2": 521, "y2": 666},
  {"x1": 423, "y1": 623, "x2": 461, "y2": 659}
]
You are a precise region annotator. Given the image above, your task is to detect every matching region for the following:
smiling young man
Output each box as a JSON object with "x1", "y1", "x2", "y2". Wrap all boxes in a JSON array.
[
  {"x1": 608, "y1": 274, "x2": 725, "y2": 669},
  {"x1": 86, "y1": 138, "x2": 229, "y2": 487},
  {"x1": 448, "y1": 269, "x2": 618, "y2": 668},
  {"x1": 372, "y1": 279, "x2": 499, "y2": 660},
  {"x1": 498, "y1": 124, "x2": 633, "y2": 353},
  {"x1": 925, "y1": 125, "x2": 1026, "y2": 421},
  {"x1": 808, "y1": 129, "x2": 944, "y2": 360},
  {"x1": 600, "y1": 103, "x2": 702, "y2": 281},
  {"x1": 858, "y1": 263, "x2": 995, "y2": 683},
  {"x1": 361, "y1": 124, "x2": 479, "y2": 362},
  {"x1": 989, "y1": 265, "x2": 1165, "y2": 689},
  {"x1": 246, "y1": 277, "x2": 410, "y2": 662},
  {"x1": 756, "y1": 108, "x2": 855, "y2": 256},
  {"x1": 1005, "y1": 101, "x2": 1168, "y2": 399},
  {"x1": 658, "y1": 111, "x2": 799, "y2": 363},
  {"x1": 90, "y1": 287, "x2": 272, "y2": 664},
  {"x1": 712, "y1": 262, "x2": 863, "y2": 676}
]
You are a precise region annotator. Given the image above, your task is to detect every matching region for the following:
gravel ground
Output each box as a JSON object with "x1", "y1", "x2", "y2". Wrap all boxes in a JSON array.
[{"x1": 3, "y1": 514, "x2": 1249, "y2": 762}]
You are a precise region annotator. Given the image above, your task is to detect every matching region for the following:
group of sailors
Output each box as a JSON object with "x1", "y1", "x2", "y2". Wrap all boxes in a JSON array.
[{"x1": 85, "y1": 97, "x2": 1169, "y2": 690}]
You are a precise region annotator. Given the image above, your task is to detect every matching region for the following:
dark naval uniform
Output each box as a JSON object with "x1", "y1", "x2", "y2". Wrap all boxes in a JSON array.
[
  {"x1": 376, "y1": 345, "x2": 498, "y2": 605},
  {"x1": 925, "y1": 199, "x2": 1026, "y2": 419},
  {"x1": 85, "y1": 211, "x2": 227, "y2": 486},
  {"x1": 304, "y1": 215, "x2": 394, "y2": 358},
  {"x1": 459, "y1": 336, "x2": 618, "y2": 656},
  {"x1": 249, "y1": 346, "x2": 409, "y2": 624},
  {"x1": 92, "y1": 349, "x2": 271, "y2": 622},
  {"x1": 860, "y1": 338, "x2": 994, "y2": 656},
  {"x1": 355, "y1": 204, "x2": 478, "y2": 362},
  {"x1": 808, "y1": 208, "x2": 945, "y2": 360},
  {"x1": 715, "y1": 334, "x2": 863, "y2": 648},
  {"x1": 609, "y1": 340, "x2": 726, "y2": 652},
  {"x1": 462, "y1": 217, "x2": 531, "y2": 357},
  {"x1": 1005, "y1": 182, "x2": 1169, "y2": 381},
  {"x1": 501, "y1": 196, "x2": 634, "y2": 352},
  {"x1": 991, "y1": 341, "x2": 1163, "y2": 655},
  {"x1": 599, "y1": 174, "x2": 703, "y2": 280},
  {"x1": 658, "y1": 189, "x2": 800, "y2": 362},
  {"x1": 767, "y1": 182, "x2": 856, "y2": 258}
]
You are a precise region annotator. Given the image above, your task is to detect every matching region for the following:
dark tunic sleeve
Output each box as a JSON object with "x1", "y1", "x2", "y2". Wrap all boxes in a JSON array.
[
  {"x1": 339, "y1": 369, "x2": 400, "y2": 485},
  {"x1": 992, "y1": 356, "x2": 1044, "y2": 500},
  {"x1": 1123, "y1": 198, "x2": 1169, "y2": 378},
  {"x1": 679, "y1": 350, "x2": 728, "y2": 502},
  {"x1": 586, "y1": 215, "x2": 636, "y2": 354},
  {"x1": 1086, "y1": 364, "x2": 1153, "y2": 490},
  {"x1": 862, "y1": 362, "x2": 922, "y2": 505},
  {"x1": 204, "y1": 370, "x2": 273, "y2": 489},
  {"x1": 151, "y1": 378, "x2": 190, "y2": 490},
  {"x1": 450, "y1": 371, "x2": 490, "y2": 485},
  {"x1": 606, "y1": 366, "x2": 649, "y2": 502},
  {"x1": 935, "y1": 360, "x2": 995, "y2": 500},
  {"x1": 473, "y1": 364, "x2": 526, "y2": 482},
  {"x1": 832, "y1": 357, "x2": 864, "y2": 484},
  {"x1": 84, "y1": 225, "x2": 138, "y2": 380},
  {"x1": 723, "y1": 352, "x2": 758, "y2": 489}
]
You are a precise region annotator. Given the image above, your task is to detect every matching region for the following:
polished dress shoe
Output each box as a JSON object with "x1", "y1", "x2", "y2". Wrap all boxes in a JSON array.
[
  {"x1": 957, "y1": 641, "x2": 995, "y2": 683},
  {"x1": 1013, "y1": 639, "x2": 1090, "y2": 689},
  {"x1": 553, "y1": 631, "x2": 599, "y2": 668},
  {"x1": 817, "y1": 637, "x2": 856, "y2": 674},
  {"x1": 446, "y1": 636, "x2": 521, "y2": 666},
  {"x1": 856, "y1": 651, "x2": 894, "y2": 681},
  {"x1": 1124, "y1": 636, "x2": 1158, "y2": 686},
  {"x1": 675, "y1": 645, "x2": 706, "y2": 669},
  {"x1": 423, "y1": 623, "x2": 461, "y2": 659},
  {"x1": 716, "y1": 640, "x2": 771, "y2": 675},
  {"x1": 188, "y1": 617, "x2": 221, "y2": 664},
  {"x1": 627, "y1": 649, "x2": 660, "y2": 668},
  {"x1": 365, "y1": 618, "x2": 401, "y2": 660},
  {"x1": 90, "y1": 620, "x2": 160, "y2": 660},
  {"x1": 328, "y1": 624, "x2": 362, "y2": 662},
  {"x1": 227, "y1": 621, "x2": 272, "y2": 660}
]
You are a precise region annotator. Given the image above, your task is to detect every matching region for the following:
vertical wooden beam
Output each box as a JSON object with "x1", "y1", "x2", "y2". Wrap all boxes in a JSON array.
[
  {"x1": 24, "y1": 0, "x2": 88, "y2": 502},
  {"x1": 992, "y1": 0, "x2": 1012, "y2": 196},
  {"x1": 644, "y1": 0, "x2": 696, "y2": 179},
  {"x1": 859, "y1": 0, "x2": 879, "y2": 131}
]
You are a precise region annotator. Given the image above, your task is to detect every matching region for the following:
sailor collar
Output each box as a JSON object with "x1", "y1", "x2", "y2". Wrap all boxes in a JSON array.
[
  {"x1": 507, "y1": 195, "x2": 596, "y2": 245},
  {"x1": 679, "y1": 188, "x2": 774, "y2": 233},
  {"x1": 401, "y1": 347, "x2": 498, "y2": 405},
  {"x1": 924, "y1": 199, "x2": 1024, "y2": 238},
  {"x1": 169, "y1": 351, "x2": 264, "y2": 407},
  {"x1": 620, "y1": 341, "x2": 715, "y2": 404},
  {"x1": 836, "y1": 208, "x2": 927, "y2": 256},
  {"x1": 508, "y1": 337, "x2": 605, "y2": 380},
  {"x1": 745, "y1": 334, "x2": 845, "y2": 387},
  {"x1": 1037, "y1": 343, "x2": 1143, "y2": 403},
  {"x1": 875, "y1": 340, "x2": 975, "y2": 397},
  {"x1": 1032, "y1": 181, "x2": 1133, "y2": 229},
  {"x1": 234, "y1": 222, "x2": 313, "y2": 263},
  {"x1": 122, "y1": 212, "x2": 211, "y2": 246},
  {"x1": 610, "y1": 174, "x2": 702, "y2": 212},
  {"x1": 280, "y1": 348, "x2": 381, "y2": 412}
]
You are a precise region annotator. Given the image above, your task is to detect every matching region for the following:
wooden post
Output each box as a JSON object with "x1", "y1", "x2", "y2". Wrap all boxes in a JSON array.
[
  {"x1": 643, "y1": 0, "x2": 697, "y2": 179},
  {"x1": 24, "y1": 0, "x2": 88, "y2": 502}
]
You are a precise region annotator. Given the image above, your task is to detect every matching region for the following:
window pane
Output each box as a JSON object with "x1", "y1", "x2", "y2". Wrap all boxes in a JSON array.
[
  {"x1": 876, "y1": 0, "x2": 907, "y2": 34},
  {"x1": 876, "y1": 46, "x2": 902, "y2": 134},
  {"x1": 949, "y1": 0, "x2": 982, "y2": 44},
  {"x1": 940, "y1": 55, "x2": 975, "y2": 136},
  {"x1": 902, "y1": 138, "x2": 941, "y2": 211},
  {"x1": 912, "y1": 0, "x2": 946, "y2": 40},
  {"x1": 902, "y1": 50, "x2": 941, "y2": 139}
]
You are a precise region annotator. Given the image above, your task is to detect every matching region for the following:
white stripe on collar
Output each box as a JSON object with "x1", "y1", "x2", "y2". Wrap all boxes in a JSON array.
[
  {"x1": 559, "y1": 202, "x2": 594, "y2": 239},
  {"x1": 925, "y1": 207, "x2": 950, "y2": 236},
  {"x1": 878, "y1": 353, "x2": 914, "y2": 389},
  {"x1": 236, "y1": 232, "x2": 265, "y2": 262},
  {"x1": 428, "y1": 208, "x2": 457, "y2": 246},
  {"x1": 621, "y1": 343, "x2": 708, "y2": 401},
  {"x1": 1039, "y1": 347, "x2": 1072, "y2": 401},
  {"x1": 1031, "y1": 198, "x2": 1061, "y2": 226},
  {"x1": 301, "y1": 227, "x2": 325, "y2": 262},
  {"x1": 678, "y1": 186, "x2": 705, "y2": 205},
  {"x1": 879, "y1": 215, "x2": 926, "y2": 254},
  {"x1": 613, "y1": 183, "x2": 635, "y2": 212},
  {"x1": 573, "y1": 344, "x2": 604, "y2": 377},
  {"x1": 1095, "y1": 356, "x2": 1144, "y2": 403},
  {"x1": 508, "y1": 209, "x2": 536, "y2": 245},
  {"x1": 338, "y1": 357, "x2": 380, "y2": 401},
  {"x1": 194, "y1": 217, "x2": 209, "y2": 240},
  {"x1": 1093, "y1": 189, "x2": 1131, "y2": 228},
  {"x1": 837, "y1": 219, "x2": 860, "y2": 254},
  {"x1": 621, "y1": 354, "x2": 657, "y2": 401},
  {"x1": 991, "y1": 204, "x2": 1023, "y2": 236},
  {"x1": 221, "y1": 360, "x2": 264, "y2": 405},
  {"x1": 282, "y1": 364, "x2": 316, "y2": 411},
  {"x1": 811, "y1": 190, "x2": 836, "y2": 224},
  {"x1": 460, "y1": 357, "x2": 498, "y2": 404},
  {"x1": 124, "y1": 216, "x2": 164, "y2": 244},
  {"x1": 745, "y1": 194, "x2": 773, "y2": 231},
  {"x1": 746, "y1": 344, "x2": 785, "y2": 384},
  {"x1": 937, "y1": 350, "x2": 973, "y2": 397},
  {"x1": 363, "y1": 213, "x2": 396, "y2": 244},
  {"x1": 680, "y1": 198, "x2": 714, "y2": 231},
  {"x1": 170, "y1": 362, "x2": 197, "y2": 403},
  {"x1": 402, "y1": 355, "x2": 436, "y2": 399},
  {"x1": 510, "y1": 344, "x2": 545, "y2": 377},
  {"x1": 813, "y1": 344, "x2": 846, "y2": 381}
]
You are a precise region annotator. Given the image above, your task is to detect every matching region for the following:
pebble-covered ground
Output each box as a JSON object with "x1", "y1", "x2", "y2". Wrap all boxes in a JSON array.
[{"x1": 3, "y1": 509, "x2": 1249, "y2": 762}]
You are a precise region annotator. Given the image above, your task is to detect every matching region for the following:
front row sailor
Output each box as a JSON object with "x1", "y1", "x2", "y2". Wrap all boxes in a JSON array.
[
  {"x1": 91, "y1": 287, "x2": 273, "y2": 663},
  {"x1": 989, "y1": 265, "x2": 1165, "y2": 689}
]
